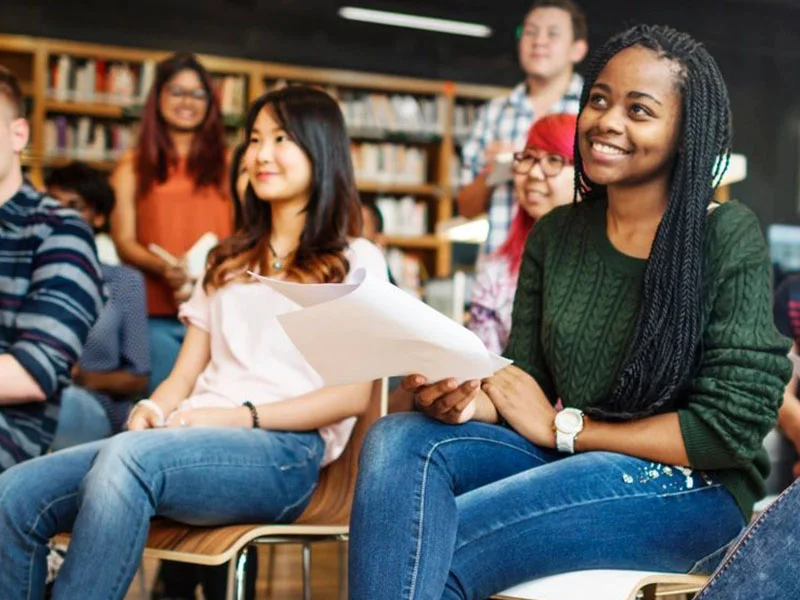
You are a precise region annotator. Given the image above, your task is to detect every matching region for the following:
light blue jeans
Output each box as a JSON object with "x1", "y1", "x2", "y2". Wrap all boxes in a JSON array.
[
  {"x1": 147, "y1": 317, "x2": 186, "y2": 395},
  {"x1": 349, "y1": 413, "x2": 746, "y2": 600},
  {"x1": 50, "y1": 386, "x2": 113, "y2": 451},
  {"x1": 0, "y1": 427, "x2": 324, "y2": 600},
  {"x1": 694, "y1": 476, "x2": 800, "y2": 599}
]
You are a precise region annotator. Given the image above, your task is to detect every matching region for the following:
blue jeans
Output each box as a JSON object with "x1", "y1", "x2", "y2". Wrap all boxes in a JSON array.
[
  {"x1": 0, "y1": 427, "x2": 324, "y2": 600},
  {"x1": 50, "y1": 386, "x2": 113, "y2": 451},
  {"x1": 695, "y1": 476, "x2": 800, "y2": 599},
  {"x1": 147, "y1": 317, "x2": 186, "y2": 395},
  {"x1": 349, "y1": 413, "x2": 745, "y2": 600}
]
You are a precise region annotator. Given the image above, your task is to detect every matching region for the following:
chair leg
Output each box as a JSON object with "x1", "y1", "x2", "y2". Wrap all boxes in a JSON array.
[
  {"x1": 138, "y1": 562, "x2": 147, "y2": 600},
  {"x1": 639, "y1": 584, "x2": 657, "y2": 600},
  {"x1": 338, "y1": 540, "x2": 347, "y2": 600},
  {"x1": 265, "y1": 545, "x2": 275, "y2": 598},
  {"x1": 302, "y1": 541, "x2": 312, "y2": 600},
  {"x1": 234, "y1": 547, "x2": 250, "y2": 600}
]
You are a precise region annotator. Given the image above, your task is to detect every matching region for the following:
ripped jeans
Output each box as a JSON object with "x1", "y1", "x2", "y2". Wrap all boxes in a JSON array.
[{"x1": 349, "y1": 413, "x2": 745, "y2": 600}]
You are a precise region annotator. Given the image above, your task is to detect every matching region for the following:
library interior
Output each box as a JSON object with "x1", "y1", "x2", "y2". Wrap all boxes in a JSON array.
[{"x1": 0, "y1": 0, "x2": 799, "y2": 599}]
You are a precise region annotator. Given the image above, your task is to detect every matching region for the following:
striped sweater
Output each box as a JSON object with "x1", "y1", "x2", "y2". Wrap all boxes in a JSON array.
[{"x1": 0, "y1": 182, "x2": 105, "y2": 470}]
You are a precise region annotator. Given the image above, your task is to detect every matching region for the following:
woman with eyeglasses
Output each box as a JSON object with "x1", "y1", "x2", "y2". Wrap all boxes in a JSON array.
[
  {"x1": 468, "y1": 113, "x2": 577, "y2": 354},
  {"x1": 109, "y1": 53, "x2": 233, "y2": 398}
]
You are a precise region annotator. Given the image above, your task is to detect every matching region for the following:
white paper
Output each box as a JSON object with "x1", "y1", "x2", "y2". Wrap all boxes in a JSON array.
[
  {"x1": 148, "y1": 233, "x2": 219, "y2": 279},
  {"x1": 485, "y1": 152, "x2": 514, "y2": 186},
  {"x1": 251, "y1": 269, "x2": 511, "y2": 386},
  {"x1": 185, "y1": 232, "x2": 219, "y2": 279}
]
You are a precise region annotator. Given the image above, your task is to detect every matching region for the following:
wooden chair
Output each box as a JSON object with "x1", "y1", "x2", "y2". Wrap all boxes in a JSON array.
[
  {"x1": 56, "y1": 379, "x2": 386, "y2": 600},
  {"x1": 491, "y1": 570, "x2": 708, "y2": 600}
]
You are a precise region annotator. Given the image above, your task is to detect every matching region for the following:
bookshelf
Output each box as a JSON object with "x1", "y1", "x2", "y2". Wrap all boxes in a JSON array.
[{"x1": 0, "y1": 33, "x2": 510, "y2": 282}]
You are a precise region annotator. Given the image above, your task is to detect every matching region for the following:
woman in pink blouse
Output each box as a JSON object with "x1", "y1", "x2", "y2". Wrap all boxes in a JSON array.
[
  {"x1": 0, "y1": 86, "x2": 387, "y2": 599},
  {"x1": 468, "y1": 114, "x2": 577, "y2": 354}
]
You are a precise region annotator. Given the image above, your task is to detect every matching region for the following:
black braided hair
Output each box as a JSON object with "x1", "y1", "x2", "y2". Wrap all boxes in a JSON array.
[{"x1": 574, "y1": 24, "x2": 732, "y2": 420}]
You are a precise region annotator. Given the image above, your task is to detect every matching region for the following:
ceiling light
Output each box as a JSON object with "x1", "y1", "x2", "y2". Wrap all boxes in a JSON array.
[{"x1": 339, "y1": 7, "x2": 492, "y2": 38}]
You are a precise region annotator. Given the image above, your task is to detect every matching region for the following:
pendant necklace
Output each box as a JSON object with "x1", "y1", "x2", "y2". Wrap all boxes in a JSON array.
[{"x1": 269, "y1": 242, "x2": 291, "y2": 272}]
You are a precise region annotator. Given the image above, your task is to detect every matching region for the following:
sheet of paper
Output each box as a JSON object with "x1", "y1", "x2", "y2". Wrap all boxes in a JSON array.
[
  {"x1": 251, "y1": 269, "x2": 511, "y2": 386},
  {"x1": 485, "y1": 152, "x2": 514, "y2": 186}
]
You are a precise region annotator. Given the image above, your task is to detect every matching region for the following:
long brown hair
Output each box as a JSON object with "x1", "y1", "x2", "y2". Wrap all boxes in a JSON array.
[
  {"x1": 204, "y1": 86, "x2": 362, "y2": 289},
  {"x1": 134, "y1": 53, "x2": 226, "y2": 198}
]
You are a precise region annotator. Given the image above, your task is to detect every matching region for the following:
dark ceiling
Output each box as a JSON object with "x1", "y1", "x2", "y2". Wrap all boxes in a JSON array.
[{"x1": 2, "y1": 0, "x2": 799, "y2": 85}]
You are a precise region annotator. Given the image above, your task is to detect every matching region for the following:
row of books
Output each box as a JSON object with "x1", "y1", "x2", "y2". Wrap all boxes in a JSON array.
[
  {"x1": 211, "y1": 74, "x2": 248, "y2": 116},
  {"x1": 452, "y1": 102, "x2": 482, "y2": 143},
  {"x1": 339, "y1": 92, "x2": 445, "y2": 137},
  {"x1": 374, "y1": 196, "x2": 428, "y2": 237},
  {"x1": 267, "y1": 81, "x2": 444, "y2": 137},
  {"x1": 386, "y1": 248, "x2": 423, "y2": 298},
  {"x1": 47, "y1": 54, "x2": 247, "y2": 116},
  {"x1": 48, "y1": 55, "x2": 155, "y2": 106},
  {"x1": 44, "y1": 116, "x2": 137, "y2": 162},
  {"x1": 351, "y1": 143, "x2": 428, "y2": 185}
]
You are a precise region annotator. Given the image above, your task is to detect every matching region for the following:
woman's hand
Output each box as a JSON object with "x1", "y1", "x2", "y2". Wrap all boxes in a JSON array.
[
  {"x1": 482, "y1": 365, "x2": 557, "y2": 447},
  {"x1": 166, "y1": 407, "x2": 250, "y2": 429},
  {"x1": 163, "y1": 261, "x2": 189, "y2": 291},
  {"x1": 173, "y1": 279, "x2": 195, "y2": 304},
  {"x1": 127, "y1": 400, "x2": 169, "y2": 431},
  {"x1": 400, "y1": 375, "x2": 488, "y2": 425}
]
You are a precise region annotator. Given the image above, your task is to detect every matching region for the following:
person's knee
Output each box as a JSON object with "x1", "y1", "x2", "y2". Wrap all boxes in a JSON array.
[
  {"x1": 81, "y1": 431, "x2": 148, "y2": 495},
  {"x1": 0, "y1": 463, "x2": 37, "y2": 526},
  {"x1": 360, "y1": 412, "x2": 433, "y2": 474}
]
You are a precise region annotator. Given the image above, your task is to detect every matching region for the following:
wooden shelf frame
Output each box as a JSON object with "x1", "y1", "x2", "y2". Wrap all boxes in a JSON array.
[{"x1": 1, "y1": 33, "x2": 510, "y2": 278}]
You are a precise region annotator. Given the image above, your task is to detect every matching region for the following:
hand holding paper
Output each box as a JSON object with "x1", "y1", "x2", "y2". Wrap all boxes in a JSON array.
[{"x1": 252, "y1": 269, "x2": 511, "y2": 386}]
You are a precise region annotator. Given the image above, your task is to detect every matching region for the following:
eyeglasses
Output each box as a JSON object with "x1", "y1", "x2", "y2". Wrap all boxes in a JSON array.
[
  {"x1": 512, "y1": 150, "x2": 569, "y2": 177},
  {"x1": 166, "y1": 85, "x2": 208, "y2": 102}
]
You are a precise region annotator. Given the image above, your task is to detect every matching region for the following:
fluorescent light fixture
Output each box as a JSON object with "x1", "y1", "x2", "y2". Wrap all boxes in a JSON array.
[{"x1": 339, "y1": 6, "x2": 492, "y2": 38}]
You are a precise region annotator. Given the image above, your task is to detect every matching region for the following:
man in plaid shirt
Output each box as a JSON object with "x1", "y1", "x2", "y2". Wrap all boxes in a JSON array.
[{"x1": 458, "y1": 0, "x2": 588, "y2": 255}]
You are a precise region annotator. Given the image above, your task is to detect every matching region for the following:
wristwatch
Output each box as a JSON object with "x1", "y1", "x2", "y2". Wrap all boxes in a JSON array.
[{"x1": 554, "y1": 408, "x2": 585, "y2": 454}]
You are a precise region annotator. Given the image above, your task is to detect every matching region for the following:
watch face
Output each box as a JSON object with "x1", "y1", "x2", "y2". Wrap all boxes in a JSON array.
[{"x1": 556, "y1": 409, "x2": 583, "y2": 434}]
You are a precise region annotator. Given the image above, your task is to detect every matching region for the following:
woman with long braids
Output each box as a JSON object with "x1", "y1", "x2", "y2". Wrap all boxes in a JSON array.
[{"x1": 349, "y1": 24, "x2": 792, "y2": 599}]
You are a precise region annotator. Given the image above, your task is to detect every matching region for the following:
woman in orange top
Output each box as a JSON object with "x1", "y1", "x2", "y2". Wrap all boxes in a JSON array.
[{"x1": 111, "y1": 52, "x2": 233, "y2": 397}]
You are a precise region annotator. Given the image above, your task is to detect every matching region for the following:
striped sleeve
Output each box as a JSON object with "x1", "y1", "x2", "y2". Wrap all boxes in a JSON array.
[{"x1": 9, "y1": 216, "x2": 105, "y2": 397}]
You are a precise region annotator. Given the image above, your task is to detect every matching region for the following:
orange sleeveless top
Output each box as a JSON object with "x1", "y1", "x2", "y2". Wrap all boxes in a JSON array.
[{"x1": 137, "y1": 161, "x2": 233, "y2": 316}]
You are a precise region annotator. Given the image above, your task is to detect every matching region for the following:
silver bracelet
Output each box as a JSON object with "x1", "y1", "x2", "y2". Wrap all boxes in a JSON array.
[{"x1": 130, "y1": 399, "x2": 166, "y2": 427}]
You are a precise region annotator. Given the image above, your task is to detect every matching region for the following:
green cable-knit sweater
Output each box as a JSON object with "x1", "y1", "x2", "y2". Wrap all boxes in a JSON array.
[{"x1": 504, "y1": 197, "x2": 793, "y2": 518}]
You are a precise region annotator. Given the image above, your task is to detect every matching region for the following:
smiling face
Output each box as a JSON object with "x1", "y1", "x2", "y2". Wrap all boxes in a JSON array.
[
  {"x1": 245, "y1": 106, "x2": 313, "y2": 207},
  {"x1": 578, "y1": 45, "x2": 684, "y2": 189},
  {"x1": 518, "y1": 7, "x2": 587, "y2": 81},
  {"x1": 158, "y1": 68, "x2": 209, "y2": 132},
  {"x1": 513, "y1": 148, "x2": 575, "y2": 220}
]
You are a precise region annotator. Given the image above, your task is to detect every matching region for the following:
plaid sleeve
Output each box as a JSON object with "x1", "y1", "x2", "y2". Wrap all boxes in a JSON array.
[
  {"x1": 9, "y1": 217, "x2": 105, "y2": 397},
  {"x1": 460, "y1": 101, "x2": 494, "y2": 186}
]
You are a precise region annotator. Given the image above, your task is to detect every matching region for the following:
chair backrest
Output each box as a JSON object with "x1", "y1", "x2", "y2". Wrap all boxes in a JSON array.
[{"x1": 294, "y1": 378, "x2": 386, "y2": 526}]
